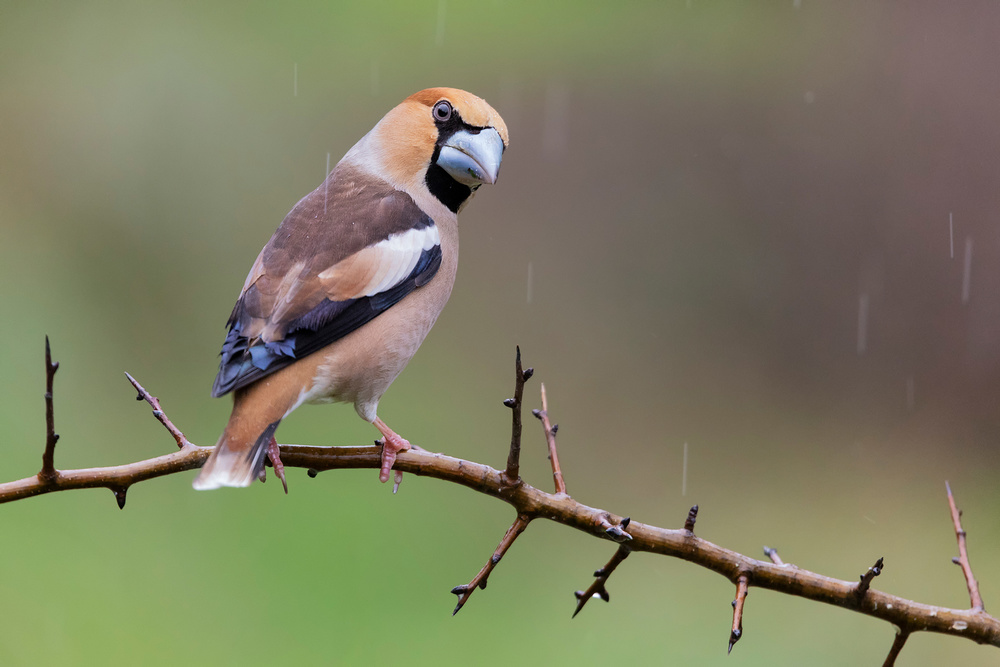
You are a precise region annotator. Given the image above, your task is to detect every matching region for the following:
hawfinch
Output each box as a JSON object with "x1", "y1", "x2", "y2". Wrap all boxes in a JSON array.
[{"x1": 193, "y1": 87, "x2": 508, "y2": 491}]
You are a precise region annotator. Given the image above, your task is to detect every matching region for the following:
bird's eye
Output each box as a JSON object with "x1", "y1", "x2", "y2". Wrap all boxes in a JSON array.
[{"x1": 432, "y1": 100, "x2": 453, "y2": 122}]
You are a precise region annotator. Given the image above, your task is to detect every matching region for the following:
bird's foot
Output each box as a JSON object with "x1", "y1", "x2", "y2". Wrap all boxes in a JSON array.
[
  {"x1": 266, "y1": 436, "x2": 288, "y2": 494},
  {"x1": 373, "y1": 417, "x2": 411, "y2": 484}
]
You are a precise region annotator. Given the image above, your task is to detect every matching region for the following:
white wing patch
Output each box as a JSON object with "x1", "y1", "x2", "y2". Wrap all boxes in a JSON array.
[{"x1": 318, "y1": 224, "x2": 440, "y2": 301}]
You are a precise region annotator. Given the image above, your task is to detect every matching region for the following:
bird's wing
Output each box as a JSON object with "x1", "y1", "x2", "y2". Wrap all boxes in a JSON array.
[{"x1": 212, "y1": 165, "x2": 442, "y2": 397}]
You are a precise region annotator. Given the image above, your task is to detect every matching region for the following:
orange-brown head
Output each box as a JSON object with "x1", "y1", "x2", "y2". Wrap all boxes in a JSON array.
[{"x1": 343, "y1": 87, "x2": 508, "y2": 213}]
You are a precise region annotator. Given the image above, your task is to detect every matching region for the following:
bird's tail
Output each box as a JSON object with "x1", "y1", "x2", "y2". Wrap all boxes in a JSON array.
[{"x1": 192, "y1": 420, "x2": 281, "y2": 490}]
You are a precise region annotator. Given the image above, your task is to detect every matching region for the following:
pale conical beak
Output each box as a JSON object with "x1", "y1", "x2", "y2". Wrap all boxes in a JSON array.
[{"x1": 437, "y1": 127, "x2": 505, "y2": 186}]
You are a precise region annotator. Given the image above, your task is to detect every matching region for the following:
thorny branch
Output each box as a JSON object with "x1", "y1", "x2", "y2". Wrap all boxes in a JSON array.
[
  {"x1": 502, "y1": 346, "x2": 532, "y2": 484},
  {"x1": 855, "y1": 557, "x2": 884, "y2": 601},
  {"x1": 729, "y1": 575, "x2": 749, "y2": 654},
  {"x1": 39, "y1": 336, "x2": 59, "y2": 483},
  {"x1": 451, "y1": 513, "x2": 532, "y2": 615},
  {"x1": 572, "y1": 544, "x2": 631, "y2": 618},
  {"x1": 947, "y1": 480, "x2": 984, "y2": 611},
  {"x1": 882, "y1": 629, "x2": 910, "y2": 667},
  {"x1": 3, "y1": 341, "x2": 1000, "y2": 660},
  {"x1": 532, "y1": 383, "x2": 566, "y2": 495},
  {"x1": 763, "y1": 545, "x2": 785, "y2": 566}
]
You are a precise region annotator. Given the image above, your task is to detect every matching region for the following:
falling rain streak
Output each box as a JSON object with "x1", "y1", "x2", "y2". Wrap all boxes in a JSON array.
[
  {"x1": 949, "y1": 212, "x2": 954, "y2": 258},
  {"x1": 962, "y1": 236, "x2": 973, "y2": 304},
  {"x1": 857, "y1": 293, "x2": 869, "y2": 355}
]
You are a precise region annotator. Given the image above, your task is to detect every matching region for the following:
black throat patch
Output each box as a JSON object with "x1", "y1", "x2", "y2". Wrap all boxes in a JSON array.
[{"x1": 425, "y1": 156, "x2": 472, "y2": 213}]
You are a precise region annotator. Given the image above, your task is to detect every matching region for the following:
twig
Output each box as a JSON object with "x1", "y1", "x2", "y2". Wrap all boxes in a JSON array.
[
  {"x1": 856, "y1": 557, "x2": 884, "y2": 601},
  {"x1": 946, "y1": 481, "x2": 984, "y2": 611},
  {"x1": 3, "y1": 349, "x2": 1000, "y2": 657},
  {"x1": 451, "y1": 513, "x2": 532, "y2": 615},
  {"x1": 502, "y1": 346, "x2": 532, "y2": 484},
  {"x1": 572, "y1": 545, "x2": 631, "y2": 618},
  {"x1": 729, "y1": 574, "x2": 749, "y2": 653},
  {"x1": 882, "y1": 628, "x2": 910, "y2": 667},
  {"x1": 684, "y1": 505, "x2": 699, "y2": 533},
  {"x1": 532, "y1": 383, "x2": 566, "y2": 495},
  {"x1": 39, "y1": 336, "x2": 60, "y2": 483},
  {"x1": 124, "y1": 372, "x2": 193, "y2": 450},
  {"x1": 8, "y1": 434, "x2": 997, "y2": 651},
  {"x1": 763, "y1": 546, "x2": 785, "y2": 566}
]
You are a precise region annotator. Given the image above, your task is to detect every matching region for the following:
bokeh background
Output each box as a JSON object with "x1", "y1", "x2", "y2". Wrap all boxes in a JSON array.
[{"x1": 2, "y1": 1, "x2": 999, "y2": 664}]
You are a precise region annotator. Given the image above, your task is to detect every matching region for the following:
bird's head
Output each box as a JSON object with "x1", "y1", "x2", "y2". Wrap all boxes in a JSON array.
[{"x1": 345, "y1": 87, "x2": 509, "y2": 214}]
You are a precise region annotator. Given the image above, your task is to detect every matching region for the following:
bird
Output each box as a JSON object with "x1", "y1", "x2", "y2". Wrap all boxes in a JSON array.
[{"x1": 192, "y1": 87, "x2": 508, "y2": 491}]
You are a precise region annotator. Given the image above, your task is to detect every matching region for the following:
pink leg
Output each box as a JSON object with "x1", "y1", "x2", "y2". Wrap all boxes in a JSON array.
[
  {"x1": 373, "y1": 417, "x2": 411, "y2": 484},
  {"x1": 267, "y1": 436, "x2": 288, "y2": 494}
]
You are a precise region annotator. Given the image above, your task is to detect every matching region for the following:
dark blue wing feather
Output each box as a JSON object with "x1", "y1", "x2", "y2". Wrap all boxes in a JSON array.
[{"x1": 211, "y1": 244, "x2": 441, "y2": 397}]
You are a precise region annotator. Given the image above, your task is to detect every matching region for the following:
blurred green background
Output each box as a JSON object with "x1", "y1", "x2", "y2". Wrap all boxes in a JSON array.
[{"x1": 2, "y1": 1, "x2": 999, "y2": 664}]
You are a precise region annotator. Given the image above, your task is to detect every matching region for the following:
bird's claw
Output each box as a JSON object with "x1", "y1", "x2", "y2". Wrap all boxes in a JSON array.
[{"x1": 377, "y1": 433, "x2": 411, "y2": 483}]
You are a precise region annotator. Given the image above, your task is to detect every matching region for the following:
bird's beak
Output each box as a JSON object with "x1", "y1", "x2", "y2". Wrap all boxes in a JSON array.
[{"x1": 437, "y1": 128, "x2": 505, "y2": 186}]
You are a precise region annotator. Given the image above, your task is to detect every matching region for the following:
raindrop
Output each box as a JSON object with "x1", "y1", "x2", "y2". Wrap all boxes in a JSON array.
[{"x1": 949, "y1": 212, "x2": 954, "y2": 258}]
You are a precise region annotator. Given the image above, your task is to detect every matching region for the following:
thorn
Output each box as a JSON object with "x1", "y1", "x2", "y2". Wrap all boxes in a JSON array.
[
  {"x1": 53, "y1": 434, "x2": 60, "y2": 443},
  {"x1": 531, "y1": 409, "x2": 542, "y2": 419},
  {"x1": 114, "y1": 487, "x2": 127, "y2": 509},
  {"x1": 503, "y1": 398, "x2": 516, "y2": 408},
  {"x1": 728, "y1": 629, "x2": 741, "y2": 654},
  {"x1": 307, "y1": 469, "x2": 318, "y2": 478},
  {"x1": 574, "y1": 590, "x2": 585, "y2": 600},
  {"x1": 952, "y1": 557, "x2": 961, "y2": 565},
  {"x1": 620, "y1": 517, "x2": 630, "y2": 529},
  {"x1": 604, "y1": 524, "x2": 632, "y2": 542},
  {"x1": 522, "y1": 368, "x2": 534, "y2": 381},
  {"x1": 684, "y1": 505, "x2": 699, "y2": 532},
  {"x1": 551, "y1": 423, "x2": 559, "y2": 435}
]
